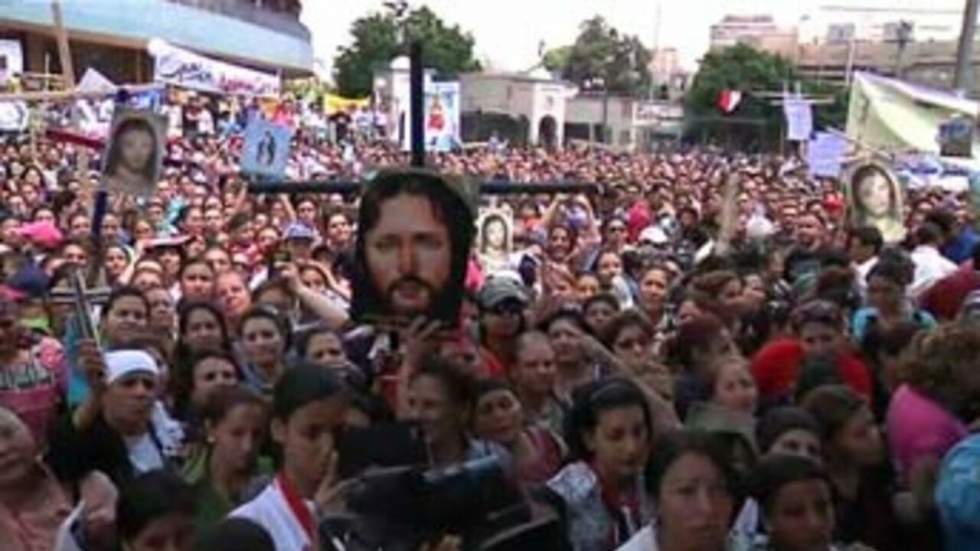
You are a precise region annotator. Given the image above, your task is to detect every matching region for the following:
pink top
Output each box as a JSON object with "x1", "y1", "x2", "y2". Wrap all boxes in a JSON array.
[{"x1": 886, "y1": 384, "x2": 968, "y2": 484}]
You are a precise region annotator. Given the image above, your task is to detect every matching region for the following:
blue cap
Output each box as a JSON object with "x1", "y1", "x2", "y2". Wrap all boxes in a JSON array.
[{"x1": 284, "y1": 222, "x2": 316, "y2": 241}]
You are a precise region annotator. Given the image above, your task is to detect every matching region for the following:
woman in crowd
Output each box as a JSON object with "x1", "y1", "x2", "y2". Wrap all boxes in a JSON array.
[
  {"x1": 666, "y1": 314, "x2": 738, "y2": 419},
  {"x1": 802, "y1": 385, "x2": 898, "y2": 550},
  {"x1": 583, "y1": 293, "x2": 620, "y2": 338},
  {"x1": 238, "y1": 306, "x2": 291, "y2": 395},
  {"x1": 541, "y1": 309, "x2": 603, "y2": 400},
  {"x1": 115, "y1": 470, "x2": 197, "y2": 551},
  {"x1": 756, "y1": 406, "x2": 823, "y2": 464},
  {"x1": 231, "y1": 364, "x2": 349, "y2": 550},
  {"x1": 178, "y1": 256, "x2": 216, "y2": 303},
  {"x1": 547, "y1": 377, "x2": 654, "y2": 551},
  {"x1": 617, "y1": 430, "x2": 737, "y2": 551},
  {"x1": 512, "y1": 330, "x2": 567, "y2": 435},
  {"x1": 172, "y1": 349, "x2": 242, "y2": 427},
  {"x1": 885, "y1": 325, "x2": 980, "y2": 542},
  {"x1": 216, "y1": 270, "x2": 252, "y2": 333},
  {"x1": 49, "y1": 349, "x2": 174, "y2": 486},
  {"x1": 104, "y1": 243, "x2": 132, "y2": 285},
  {"x1": 406, "y1": 356, "x2": 502, "y2": 467},
  {"x1": 708, "y1": 355, "x2": 758, "y2": 416},
  {"x1": 145, "y1": 285, "x2": 177, "y2": 337},
  {"x1": 635, "y1": 263, "x2": 672, "y2": 328},
  {"x1": 472, "y1": 379, "x2": 565, "y2": 486},
  {"x1": 183, "y1": 385, "x2": 271, "y2": 530},
  {"x1": 752, "y1": 300, "x2": 871, "y2": 408},
  {"x1": 749, "y1": 454, "x2": 839, "y2": 551},
  {"x1": 852, "y1": 260, "x2": 936, "y2": 344}
]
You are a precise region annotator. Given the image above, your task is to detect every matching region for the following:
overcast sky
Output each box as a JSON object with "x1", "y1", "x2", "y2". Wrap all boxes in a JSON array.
[{"x1": 301, "y1": 0, "x2": 970, "y2": 78}]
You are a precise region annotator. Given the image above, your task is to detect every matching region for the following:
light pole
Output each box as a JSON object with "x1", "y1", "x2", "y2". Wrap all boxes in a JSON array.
[{"x1": 954, "y1": 0, "x2": 980, "y2": 94}]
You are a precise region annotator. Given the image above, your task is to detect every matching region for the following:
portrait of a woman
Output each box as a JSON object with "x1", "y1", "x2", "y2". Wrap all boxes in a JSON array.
[
  {"x1": 478, "y1": 210, "x2": 513, "y2": 272},
  {"x1": 103, "y1": 111, "x2": 165, "y2": 199},
  {"x1": 848, "y1": 163, "x2": 905, "y2": 244}
]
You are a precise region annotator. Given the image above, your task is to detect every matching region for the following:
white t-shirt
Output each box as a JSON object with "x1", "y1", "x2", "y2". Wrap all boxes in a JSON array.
[{"x1": 231, "y1": 479, "x2": 317, "y2": 551}]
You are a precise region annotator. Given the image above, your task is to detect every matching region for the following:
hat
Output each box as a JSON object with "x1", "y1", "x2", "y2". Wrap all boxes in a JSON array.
[
  {"x1": 104, "y1": 350, "x2": 159, "y2": 385},
  {"x1": 6, "y1": 263, "x2": 49, "y2": 299},
  {"x1": 478, "y1": 276, "x2": 528, "y2": 309},
  {"x1": 16, "y1": 221, "x2": 62, "y2": 249},
  {"x1": 638, "y1": 225, "x2": 668, "y2": 246},
  {"x1": 284, "y1": 222, "x2": 316, "y2": 241}
]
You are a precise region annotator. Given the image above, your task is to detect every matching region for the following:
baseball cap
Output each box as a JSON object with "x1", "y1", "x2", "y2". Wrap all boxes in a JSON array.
[
  {"x1": 284, "y1": 222, "x2": 316, "y2": 241},
  {"x1": 477, "y1": 276, "x2": 529, "y2": 310},
  {"x1": 638, "y1": 225, "x2": 668, "y2": 246}
]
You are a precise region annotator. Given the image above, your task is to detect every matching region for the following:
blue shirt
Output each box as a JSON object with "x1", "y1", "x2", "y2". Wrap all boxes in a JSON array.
[
  {"x1": 936, "y1": 434, "x2": 980, "y2": 551},
  {"x1": 943, "y1": 227, "x2": 980, "y2": 265}
]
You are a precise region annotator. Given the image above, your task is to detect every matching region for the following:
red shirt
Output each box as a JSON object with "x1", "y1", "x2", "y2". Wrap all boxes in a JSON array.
[{"x1": 920, "y1": 265, "x2": 980, "y2": 321}]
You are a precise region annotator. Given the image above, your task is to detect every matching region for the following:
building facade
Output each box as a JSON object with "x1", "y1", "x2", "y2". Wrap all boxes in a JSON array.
[
  {"x1": 565, "y1": 94, "x2": 683, "y2": 151},
  {"x1": 0, "y1": 0, "x2": 312, "y2": 86},
  {"x1": 709, "y1": 15, "x2": 799, "y2": 59},
  {"x1": 458, "y1": 70, "x2": 576, "y2": 148}
]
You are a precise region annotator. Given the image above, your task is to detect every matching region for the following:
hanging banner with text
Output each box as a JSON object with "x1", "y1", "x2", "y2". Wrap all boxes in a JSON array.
[
  {"x1": 148, "y1": 39, "x2": 279, "y2": 98},
  {"x1": 783, "y1": 96, "x2": 814, "y2": 142}
]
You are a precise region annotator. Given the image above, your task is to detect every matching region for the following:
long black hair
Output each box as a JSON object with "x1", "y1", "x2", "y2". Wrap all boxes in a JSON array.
[
  {"x1": 563, "y1": 377, "x2": 652, "y2": 462},
  {"x1": 105, "y1": 115, "x2": 160, "y2": 181}
]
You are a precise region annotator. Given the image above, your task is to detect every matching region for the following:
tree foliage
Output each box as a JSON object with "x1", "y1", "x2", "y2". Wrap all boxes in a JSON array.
[
  {"x1": 685, "y1": 43, "x2": 848, "y2": 150},
  {"x1": 546, "y1": 16, "x2": 652, "y2": 96},
  {"x1": 333, "y1": 6, "x2": 481, "y2": 97}
]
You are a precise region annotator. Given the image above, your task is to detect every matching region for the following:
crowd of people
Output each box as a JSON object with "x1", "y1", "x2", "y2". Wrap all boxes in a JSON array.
[{"x1": 1, "y1": 91, "x2": 980, "y2": 551}]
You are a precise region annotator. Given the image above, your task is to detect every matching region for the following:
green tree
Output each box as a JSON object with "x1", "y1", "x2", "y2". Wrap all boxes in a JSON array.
[
  {"x1": 685, "y1": 43, "x2": 848, "y2": 150},
  {"x1": 333, "y1": 6, "x2": 481, "y2": 97},
  {"x1": 547, "y1": 16, "x2": 652, "y2": 96}
]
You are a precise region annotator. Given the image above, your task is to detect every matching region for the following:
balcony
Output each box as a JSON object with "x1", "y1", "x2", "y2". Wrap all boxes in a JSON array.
[
  {"x1": 0, "y1": 0, "x2": 313, "y2": 73},
  {"x1": 167, "y1": 0, "x2": 309, "y2": 41}
]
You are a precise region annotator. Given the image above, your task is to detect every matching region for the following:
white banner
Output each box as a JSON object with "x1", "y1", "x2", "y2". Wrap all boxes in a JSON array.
[
  {"x1": 148, "y1": 39, "x2": 279, "y2": 97},
  {"x1": 807, "y1": 132, "x2": 848, "y2": 178},
  {"x1": 0, "y1": 39, "x2": 23, "y2": 86},
  {"x1": 0, "y1": 101, "x2": 28, "y2": 132},
  {"x1": 783, "y1": 96, "x2": 813, "y2": 142}
]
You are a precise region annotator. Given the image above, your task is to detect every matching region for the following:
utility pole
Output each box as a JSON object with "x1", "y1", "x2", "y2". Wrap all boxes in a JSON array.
[{"x1": 953, "y1": 0, "x2": 979, "y2": 94}]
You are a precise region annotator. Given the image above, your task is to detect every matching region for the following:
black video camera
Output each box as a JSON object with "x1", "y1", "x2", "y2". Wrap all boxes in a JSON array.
[{"x1": 322, "y1": 455, "x2": 530, "y2": 551}]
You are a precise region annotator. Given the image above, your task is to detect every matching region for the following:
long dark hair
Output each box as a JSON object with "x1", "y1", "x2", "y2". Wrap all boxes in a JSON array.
[
  {"x1": 564, "y1": 377, "x2": 652, "y2": 462},
  {"x1": 351, "y1": 169, "x2": 475, "y2": 325}
]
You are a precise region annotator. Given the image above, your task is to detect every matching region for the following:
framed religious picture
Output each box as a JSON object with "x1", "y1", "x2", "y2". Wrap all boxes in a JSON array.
[
  {"x1": 100, "y1": 108, "x2": 167, "y2": 199},
  {"x1": 240, "y1": 118, "x2": 293, "y2": 179},
  {"x1": 844, "y1": 161, "x2": 906, "y2": 244},
  {"x1": 350, "y1": 168, "x2": 476, "y2": 328},
  {"x1": 476, "y1": 207, "x2": 514, "y2": 273}
]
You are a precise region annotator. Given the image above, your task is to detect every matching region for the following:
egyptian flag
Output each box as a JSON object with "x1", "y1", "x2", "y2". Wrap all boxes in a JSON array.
[{"x1": 717, "y1": 89, "x2": 742, "y2": 114}]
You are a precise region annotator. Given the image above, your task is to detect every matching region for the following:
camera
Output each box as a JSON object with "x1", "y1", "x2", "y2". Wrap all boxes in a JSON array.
[{"x1": 323, "y1": 455, "x2": 531, "y2": 551}]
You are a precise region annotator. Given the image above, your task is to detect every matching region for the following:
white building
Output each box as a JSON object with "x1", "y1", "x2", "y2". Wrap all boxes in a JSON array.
[
  {"x1": 565, "y1": 94, "x2": 683, "y2": 151},
  {"x1": 458, "y1": 69, "x2": 576, "y2": 148}
]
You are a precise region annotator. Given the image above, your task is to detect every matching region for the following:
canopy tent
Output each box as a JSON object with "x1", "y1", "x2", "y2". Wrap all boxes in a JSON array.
[{"x1": 846, "y1": 71, "x2": 980, "y2": 158}]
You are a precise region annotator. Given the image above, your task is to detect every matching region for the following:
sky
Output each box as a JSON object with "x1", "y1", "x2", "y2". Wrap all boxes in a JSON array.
[{"x1": 301, "y1": 0, "x2": 971, "y2": 79}]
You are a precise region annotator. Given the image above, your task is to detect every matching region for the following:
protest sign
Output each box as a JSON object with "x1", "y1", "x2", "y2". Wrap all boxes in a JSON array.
[
  {"x1": 240, "y1": 119, "x2": 293, "y2": 179},
  {"x1": 100, "y1": 108, "x2": 167, "y2": 198},
  {"x1": 807, "y1": 132, "x2": 848, "y2": 178},
  {"x1": 783, "y1": 96, "x2": 813, "y2": 142},
  {"x1": 424, "y1": 82, "x2": 461, "y2": 152}
]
